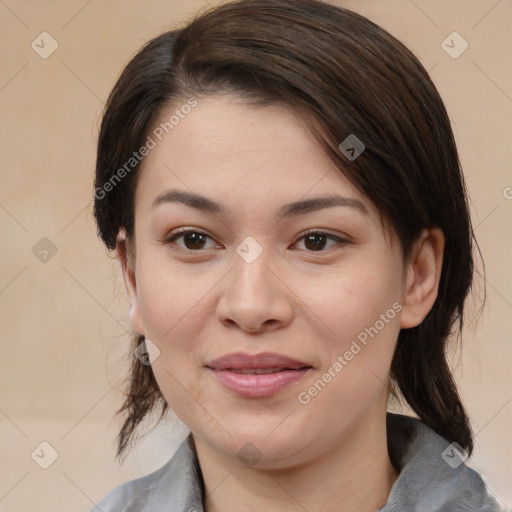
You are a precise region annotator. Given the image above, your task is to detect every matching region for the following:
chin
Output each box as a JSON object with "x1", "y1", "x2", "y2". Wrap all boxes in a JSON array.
[{"x1": 216, "y1": 425, "x2": 311, "y2": 469}]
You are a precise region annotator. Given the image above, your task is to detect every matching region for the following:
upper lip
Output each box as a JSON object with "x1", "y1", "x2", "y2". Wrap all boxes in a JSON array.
[{"x1": 205, "y1": 352, "x2": 311, "y2": 370}]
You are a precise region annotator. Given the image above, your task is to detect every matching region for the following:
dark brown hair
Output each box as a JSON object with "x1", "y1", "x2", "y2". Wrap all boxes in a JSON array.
[{"x1": 94, "y1": 0, "x2": 481, "y2": 462}]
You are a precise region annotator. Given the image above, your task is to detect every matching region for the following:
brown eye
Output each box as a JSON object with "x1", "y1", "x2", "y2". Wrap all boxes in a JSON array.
[
  {"x1": 181, "y1": 232, "x2": 207, "y2": 250},
  {"x1": 294, "y1": 231, "x2": 346, "y2": 252},
  {"x1": 165, "y1": 230, "x2": 218, "y2": 251},
  {"x1": 304, "y1": 233, "x2": 328, "y2": 251}
]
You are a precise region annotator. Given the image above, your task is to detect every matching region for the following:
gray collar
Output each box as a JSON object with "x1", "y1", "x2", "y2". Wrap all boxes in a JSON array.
[{"x1": 92, "y1": 412, "x2": 506, "y2": 511}]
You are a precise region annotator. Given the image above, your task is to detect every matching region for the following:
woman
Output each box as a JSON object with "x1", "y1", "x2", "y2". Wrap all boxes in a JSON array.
[{"x1": 91, "y1": 0, "x2": 506, "y2": 510}]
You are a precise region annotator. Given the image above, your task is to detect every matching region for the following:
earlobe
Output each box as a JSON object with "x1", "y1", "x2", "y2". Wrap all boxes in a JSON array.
[
  {"x1": 116, "y1": 229, "x2": 146, "y2": 336},
  {"x1": 399, "y1": 228, "x2": 445, "y2": 329}
]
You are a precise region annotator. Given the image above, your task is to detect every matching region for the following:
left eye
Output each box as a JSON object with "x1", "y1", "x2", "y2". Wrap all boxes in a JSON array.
[
  {"x1": 164, "y1": 230, "x2": 219, "y2": 251},
  {"x1": 293, "y1": 231, "x2": 345, "y2": 252},
  {"x1": 164, "y1": 229, "x2": 345, "y2": 252}
]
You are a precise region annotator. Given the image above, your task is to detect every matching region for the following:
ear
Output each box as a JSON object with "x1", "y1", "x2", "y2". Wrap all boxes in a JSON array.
[
  {"x1": 399, "y1": 228, "x2": 445, "y2": 329},
  {"x1": 116, "y1": 229, "x2": 146, "y2": 336}
]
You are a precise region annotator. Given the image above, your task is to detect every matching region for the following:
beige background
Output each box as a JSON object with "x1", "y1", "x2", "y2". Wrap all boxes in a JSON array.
[{"x1": 0, "y1": 0, "x2": 510, "y2": 510}]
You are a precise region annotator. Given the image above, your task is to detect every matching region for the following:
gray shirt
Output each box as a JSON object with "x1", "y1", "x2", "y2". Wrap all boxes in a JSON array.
[{"x1": 90, "y1": 413, "x2": 508, "y2": 511}]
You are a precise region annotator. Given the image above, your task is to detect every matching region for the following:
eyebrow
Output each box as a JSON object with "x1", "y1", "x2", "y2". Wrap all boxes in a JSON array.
[{"x1": 151, "y1": 189, "x2": 368, "y2": 218}]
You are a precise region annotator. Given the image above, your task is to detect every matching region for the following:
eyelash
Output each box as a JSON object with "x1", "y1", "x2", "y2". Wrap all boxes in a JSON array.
[{"x1": 163, "y1": 228, "x2": 348, "y2": 253}]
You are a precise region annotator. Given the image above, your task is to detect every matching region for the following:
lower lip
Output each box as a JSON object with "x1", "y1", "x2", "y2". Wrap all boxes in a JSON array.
[{"x1": 208, "y1": 368, "x2": 311, "y2": 398}]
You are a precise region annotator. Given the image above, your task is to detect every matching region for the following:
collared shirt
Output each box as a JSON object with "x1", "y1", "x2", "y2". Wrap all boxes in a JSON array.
[{"x1": 91, "y1": 413, "x2": 508, "y2": 511}]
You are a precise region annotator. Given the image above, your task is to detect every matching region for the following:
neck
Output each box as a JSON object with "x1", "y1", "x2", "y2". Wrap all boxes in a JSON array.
[{"x1": 194, "y1": 411, "x2": 399, "y2": 512}]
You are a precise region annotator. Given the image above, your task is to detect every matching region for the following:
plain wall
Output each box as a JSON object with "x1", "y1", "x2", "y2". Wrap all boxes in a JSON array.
[{"x1": 0, "y1": 1, "x2": 510, "y2": 510}]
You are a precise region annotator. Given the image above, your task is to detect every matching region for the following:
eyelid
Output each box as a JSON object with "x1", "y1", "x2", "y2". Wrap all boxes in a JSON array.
[
  {"x1": 292, "y1": 229, "x2": 349, "y2": 251},
  {"x1": 296, "y1": 228, "x2": 348, "y2": 242},
  {"x1": 162, "y1": 227, "x2": 220, "y2": 248}
]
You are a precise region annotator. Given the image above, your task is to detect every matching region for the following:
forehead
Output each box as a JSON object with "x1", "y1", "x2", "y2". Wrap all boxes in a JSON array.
[{"x1": 135, "y1": 95, "x2": 378, "y2": 222}]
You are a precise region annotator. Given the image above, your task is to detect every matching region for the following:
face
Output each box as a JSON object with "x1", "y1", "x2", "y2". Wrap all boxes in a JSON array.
[{"x1": 119, "y1": 95, "x2": 433, "y2": 469}]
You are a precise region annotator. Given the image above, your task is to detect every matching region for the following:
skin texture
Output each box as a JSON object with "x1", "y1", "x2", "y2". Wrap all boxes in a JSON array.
[{"x1": 117, "y1": 95, "x2": 445, "y2": 512}]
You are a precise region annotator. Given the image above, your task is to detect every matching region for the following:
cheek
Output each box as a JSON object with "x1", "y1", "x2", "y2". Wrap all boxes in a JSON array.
[
  {"x1": 300, "y1": 257, "x2": 402, "y2": 410},
  {"x1": 135, "y1": 267, "x2": 209, "y2": 422},
  {"x1": 135, "y1": 253, "x2": 213, "y2": 339},
  {"x1": 296, "y1": 270, "x2": 401, "y2": 428},
  {"x1": 307, "y1": 259, "x2": 402, "y2": 346}
]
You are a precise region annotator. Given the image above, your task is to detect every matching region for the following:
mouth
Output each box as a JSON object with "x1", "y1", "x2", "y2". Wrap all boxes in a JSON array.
[
  {"x1": 226, "y1": 367, "x2": 309, "y2": 374},
  {"x1": 205, "y1": 352, "x2": 313, "y2": 398},
  {"x1": 205, "y1": 351, "x2": 311, "y2": 371}
]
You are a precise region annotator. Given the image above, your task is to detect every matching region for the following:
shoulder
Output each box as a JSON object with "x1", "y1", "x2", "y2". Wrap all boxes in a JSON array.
[
  {"x1": 383, "y1": 413, "x2": 508, "y2": 512},
  {"x1": 90, "y1": 459, "x2": 172, "y2": 512},
  {"x1": 89, "y1": 435, "x2": 204, "y2": 512}
]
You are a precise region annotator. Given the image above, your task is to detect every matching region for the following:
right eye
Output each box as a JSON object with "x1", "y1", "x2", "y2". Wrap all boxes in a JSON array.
[{"x1": 163, "y1": 228, "x2": 222, "y2": 251}]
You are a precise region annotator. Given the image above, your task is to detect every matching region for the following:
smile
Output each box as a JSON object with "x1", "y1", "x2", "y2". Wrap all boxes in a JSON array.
[{"x1": 207, "y1": 367, "x2": 312, "y2": 398}]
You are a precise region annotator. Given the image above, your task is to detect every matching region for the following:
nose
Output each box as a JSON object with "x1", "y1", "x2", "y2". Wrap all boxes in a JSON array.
[{"x1": 216, "y1": 248, "x2": 293, "y2": 334}]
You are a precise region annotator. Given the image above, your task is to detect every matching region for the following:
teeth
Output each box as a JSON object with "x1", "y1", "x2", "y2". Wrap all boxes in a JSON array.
[{"x1": 230, "y1": 368, "x2": 287, "y2": 375}]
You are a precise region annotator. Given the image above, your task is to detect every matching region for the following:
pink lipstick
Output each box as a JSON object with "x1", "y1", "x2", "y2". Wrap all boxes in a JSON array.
[{"x1": 206, "y1": 352, "x2": 312, "y2": 398}]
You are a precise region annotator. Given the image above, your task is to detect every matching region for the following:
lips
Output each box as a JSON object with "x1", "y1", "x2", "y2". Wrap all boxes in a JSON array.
[
  {"x1": 206, "y1": 351, "x2": 310, "y2": 371},
  {"x1": 205, "y1": 352, "x2": 312, "y2": 398},
  {"x1": 229, "y1": 367, "x2": 290, "y2": 374}
]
